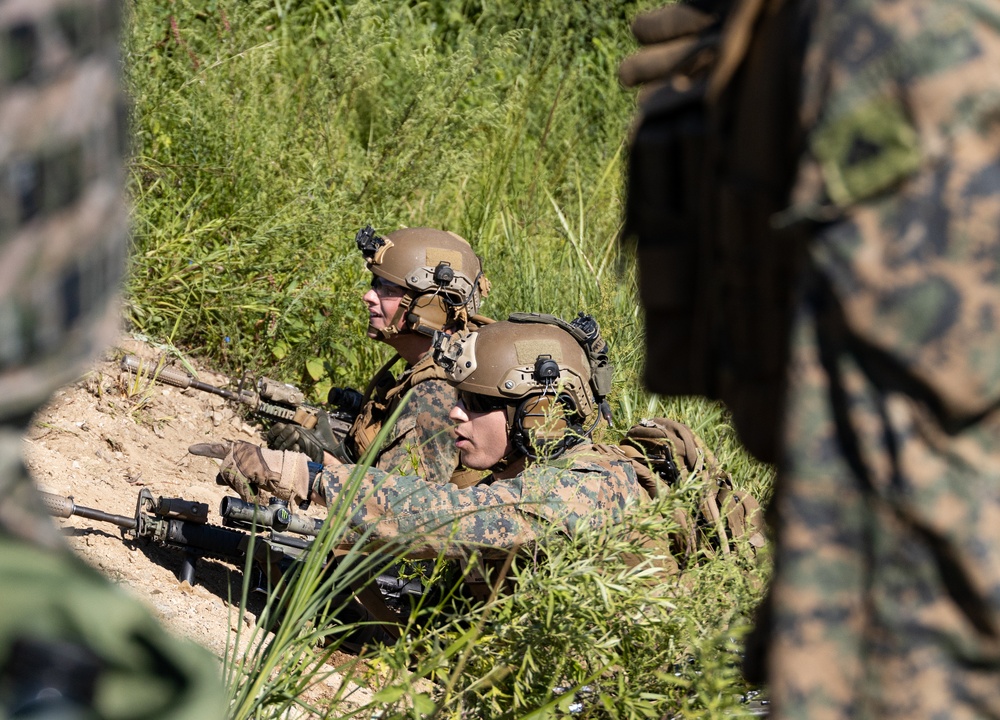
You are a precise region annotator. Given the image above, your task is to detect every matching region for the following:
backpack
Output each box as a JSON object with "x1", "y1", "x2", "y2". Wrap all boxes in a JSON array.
[{"x1": 616, "y1": 418, "x2": 767, "y2": 566}]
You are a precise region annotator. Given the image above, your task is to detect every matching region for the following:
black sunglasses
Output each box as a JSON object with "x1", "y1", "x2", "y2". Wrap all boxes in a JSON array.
[
  {"x1": 457, "y1": 390, "x2": 509, "y2": 414},
  {"x1": 370, "y1": 276, "x2": 406, "y2": 296}
]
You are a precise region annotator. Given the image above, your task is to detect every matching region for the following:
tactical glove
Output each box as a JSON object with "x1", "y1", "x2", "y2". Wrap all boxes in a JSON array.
[
  {"x1": 266, "y1": 410, "x2": 339, "y2": 464},
  {"x1": 189, "y1": 441, "x2": 311, "y2": 506},
  {"x1": 618, "y1": 3, "x2": 720, "y2": 91}
]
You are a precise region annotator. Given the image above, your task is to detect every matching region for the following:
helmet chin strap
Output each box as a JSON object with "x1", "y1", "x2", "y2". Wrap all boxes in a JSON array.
[
  {"x1": 483, "y1": 405, "x2": 527, "y2": 474},
  {"x1": 372, "y1": 294, "x2": 415, "y2": 341}
]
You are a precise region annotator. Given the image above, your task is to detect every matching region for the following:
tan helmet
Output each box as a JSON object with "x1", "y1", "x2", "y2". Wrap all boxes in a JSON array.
[
  {"x1": 434, "y1": 313, "x2": 613, "y2": 459},
  {"x1": 355, "y1": 225, "x2": 490, "y2": 337}
]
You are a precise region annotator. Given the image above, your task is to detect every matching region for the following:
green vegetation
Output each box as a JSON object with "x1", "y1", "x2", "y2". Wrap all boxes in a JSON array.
[{"x1": 123, "y1": 1, "x2": 774, "y2": 717}]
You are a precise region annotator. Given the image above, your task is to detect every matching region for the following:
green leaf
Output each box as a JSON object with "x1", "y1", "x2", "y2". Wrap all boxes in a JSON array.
[
  {"x1": 411, "y1": 693, "x2": 435, "y2": 714},
  {"x1": 372, "y1": 686, "x2": 407, "y2": 704},
  {"x1": 305, "y1": 357, "x2": 324, "y2": 381}
]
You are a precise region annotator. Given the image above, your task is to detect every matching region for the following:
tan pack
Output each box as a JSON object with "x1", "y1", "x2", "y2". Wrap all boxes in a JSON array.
[{"x1": 617, "y1": 418, "x2": 767, "y2": 566}]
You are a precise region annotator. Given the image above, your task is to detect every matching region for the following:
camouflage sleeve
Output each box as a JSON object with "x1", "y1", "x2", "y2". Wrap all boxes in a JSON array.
[
  {"x1": 788, "y1": 0, "x2": 1000, "y2": 421},
  {"x1": 374, "y1": 379, "x2": 460, "y2": 485},
  {"x1": 316, "y1": 452, "x2": 644, "y2": 559}
]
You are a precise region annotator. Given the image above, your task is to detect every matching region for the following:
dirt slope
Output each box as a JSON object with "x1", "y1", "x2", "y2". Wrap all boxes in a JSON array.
[{"x1": 22, "y1": 335, "x2": 369, "y2": 709}]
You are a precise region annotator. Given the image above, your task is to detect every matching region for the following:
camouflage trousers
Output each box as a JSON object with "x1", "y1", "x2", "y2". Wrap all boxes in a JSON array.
[{"x1": 763, "y1": 281, "x2": 1000, "y2": 720}]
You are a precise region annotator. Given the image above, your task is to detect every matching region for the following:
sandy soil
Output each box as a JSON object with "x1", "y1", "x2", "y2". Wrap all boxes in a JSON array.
[{"x1": 23, "y1": 335, "x2": 371, "y2": 711}]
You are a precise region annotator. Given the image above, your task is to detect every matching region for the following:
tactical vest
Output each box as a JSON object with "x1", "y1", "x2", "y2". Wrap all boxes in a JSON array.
[
  {"x1": 348, "y1": 353, "x2": 482, "y2": 488},
  {"x1": 624, "y1": 0, "x2": 808, "y2": 464}
]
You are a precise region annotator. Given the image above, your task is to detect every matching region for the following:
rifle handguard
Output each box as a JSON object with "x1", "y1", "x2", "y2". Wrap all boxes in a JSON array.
[{"x1": 121, "y1": 355, "x2": 195, "y2": 389}]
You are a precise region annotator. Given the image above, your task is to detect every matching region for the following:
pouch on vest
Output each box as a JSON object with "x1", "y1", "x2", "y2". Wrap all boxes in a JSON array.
[{"x1": 618, "y1": 417, "x2": 766, "y2": 564}]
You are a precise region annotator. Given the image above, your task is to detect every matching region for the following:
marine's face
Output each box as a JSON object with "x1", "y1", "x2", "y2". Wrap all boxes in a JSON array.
[
  {"x1": 363, "y1": 275, "x2": 408, "y2": 339},
  {"x1": 450, "y1": 393, "x2": 512, "y2": 470}
]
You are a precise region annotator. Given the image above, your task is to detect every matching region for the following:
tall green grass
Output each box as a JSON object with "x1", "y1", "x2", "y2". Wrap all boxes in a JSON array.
[
  {"x1": 125, "y1": 0, "x2": 641, "y2": 396},
  {"x1": 123, "y1": 1, "x2": 775, "y2": 717}
]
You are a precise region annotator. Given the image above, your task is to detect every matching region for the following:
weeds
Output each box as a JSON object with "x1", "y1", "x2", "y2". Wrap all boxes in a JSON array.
[{"x1": 122, "y1": 1, "x2": 775, "y2": 717}]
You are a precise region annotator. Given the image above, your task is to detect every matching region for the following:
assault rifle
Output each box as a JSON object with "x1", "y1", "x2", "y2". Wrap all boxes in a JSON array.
[
  {"x1": 119, "y1": 355, "x2": 358, "y2": 441},
  {"x1": 41, "y1": 488, "x2": 426, "y2": 649},
  {"x1": 40, "y1": 488, "x2": 322, "y2": 586}
]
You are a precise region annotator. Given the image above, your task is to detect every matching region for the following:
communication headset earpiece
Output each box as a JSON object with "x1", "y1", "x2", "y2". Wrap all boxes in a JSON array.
[
  {"x1": 507, "y1": 354, "x2": 589, "y2": 460},
  {"x1": 433, "y1": 261, "x2": 455, "y2": 286},
  {"x1": 509, "y1": 391, "x2": 587, "y2": 461}
]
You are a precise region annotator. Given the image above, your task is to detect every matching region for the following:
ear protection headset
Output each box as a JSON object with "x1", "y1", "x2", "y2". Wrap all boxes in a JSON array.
[
  {"x1": 508, "y1": 355, "x2": 589, "y2": 461},
  {"x1": 404, "y1": 261, "x2": 475, "y2": 336}
]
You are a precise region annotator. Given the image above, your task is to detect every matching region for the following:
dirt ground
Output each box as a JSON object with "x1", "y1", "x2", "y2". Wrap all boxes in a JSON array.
[{"x1": 23, "y1": 334, "x2": 371, "y2": 709}]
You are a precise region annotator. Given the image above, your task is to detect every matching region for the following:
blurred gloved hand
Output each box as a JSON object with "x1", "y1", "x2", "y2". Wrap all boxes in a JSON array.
[
  {"x1": 189, "y1": 441, "x2": 311, "y2": 505},
  {"x1": 327, "y1": 386, "x2": 364, "y2": 418},
  {"x1": 266, "y1": 410, "x2": 339, "y2": 464},
  {"x1": 618, "y1": 3, "x2": 720, "y2": 91}
]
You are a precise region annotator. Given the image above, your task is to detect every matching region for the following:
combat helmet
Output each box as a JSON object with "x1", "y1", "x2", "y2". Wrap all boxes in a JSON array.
[
  {"x1": 355, "y1": 225, "x2": 490, "y2": 338},
  {"x1": 434, "y1": 312, "x2": 614, "y2": 460}
]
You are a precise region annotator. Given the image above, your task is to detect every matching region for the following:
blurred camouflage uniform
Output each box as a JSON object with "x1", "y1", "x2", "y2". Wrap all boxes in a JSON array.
[
  {"x1": 622, "y1": 0, "x2": 1000, "y2": 717},
  {"x1": 768, "y1": 3, "x2": 1000, "y2": 718},
  {"x1": 0, "y1": 0, "x2": 224, "y2": 716},
  {"x1": 338, "y1": 351, "x2": 472, "y2": 486},
  {"x1": 315, "y1": 442, "x2": 645, "y2": 560}
]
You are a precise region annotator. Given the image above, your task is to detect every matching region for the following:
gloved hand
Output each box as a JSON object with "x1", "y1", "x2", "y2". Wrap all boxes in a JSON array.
[
  {"x1": 189, "y1": 441, "x2": 311, "y2": 506},
  {"x1": 618, "y1": 3, "x2": 719, "y2": 92},
  {"x1": 327, "y1": 386, "x2": 364, "y2": 418},
  {"x1": 266, "y1": 410, "x2": 339, "y2": 464}
]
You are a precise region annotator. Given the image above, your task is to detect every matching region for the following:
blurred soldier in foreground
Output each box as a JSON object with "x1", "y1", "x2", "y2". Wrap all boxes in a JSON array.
[
  {"x1": 0, "y1": 0, "x2": 223, "y2": 716},
  {"x1": 621, "y1": 0, "x2": 1000, "y2": 717},
  {"x1": 267, "y1": 225, "x2": 491, "y2": 489}
]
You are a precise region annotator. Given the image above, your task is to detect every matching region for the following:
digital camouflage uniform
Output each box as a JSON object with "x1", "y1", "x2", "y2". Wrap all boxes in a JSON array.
[
  {"x1": 622, "y1": 0, "x2": 1000, "y2": 717},
  {"x1": 764, "y1": 2, "x2": 1000, "y2": 718},
  {"x1": 341, "y1": 351, "x2": 469, "y2": 486},
  {"x1": 0, "y1": 1, "x2": 224, "y2": 716},
  {"x1": 316, "y1": 443, "x2": 644, "y2": 560}
]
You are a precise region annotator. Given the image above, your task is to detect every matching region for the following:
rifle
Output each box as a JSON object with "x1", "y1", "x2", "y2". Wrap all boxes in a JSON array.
[
  {"x1": 119, "y1": 355, "x2": 356, "y2": 441},
  {"x1": 41, "y1": 488, "x2": 427, "y2": 647},
  {"x1": 39, "y1": 488, "x2": 321, "y2": 586}
]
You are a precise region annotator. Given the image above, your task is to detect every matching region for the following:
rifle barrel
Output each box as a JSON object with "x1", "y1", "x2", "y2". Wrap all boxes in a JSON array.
[
  {"x1": 120, "y1": 355, "x2": 249, "y2": 404},
  {"x1": 38, "y1": 491, "x2": 137, "y2": 530}
]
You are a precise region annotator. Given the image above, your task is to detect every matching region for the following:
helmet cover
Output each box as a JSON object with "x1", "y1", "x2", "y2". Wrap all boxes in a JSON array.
[{"x1": 434, "y1": 319, "x2": 596, "y2": 420}]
